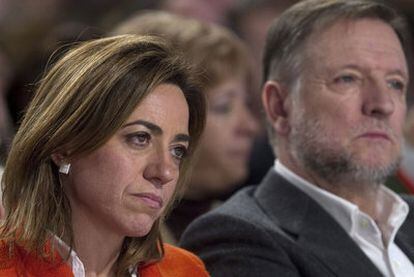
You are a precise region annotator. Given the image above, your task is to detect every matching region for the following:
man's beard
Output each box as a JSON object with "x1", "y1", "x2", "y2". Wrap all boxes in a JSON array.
[{"x1": 289, "y1": 113, "x2": 401, "y2": 187}]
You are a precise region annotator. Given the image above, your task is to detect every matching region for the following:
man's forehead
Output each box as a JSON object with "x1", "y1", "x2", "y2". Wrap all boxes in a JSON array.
[{"x1": 305, "y1": 18, "x2": 408, "y2": 74}]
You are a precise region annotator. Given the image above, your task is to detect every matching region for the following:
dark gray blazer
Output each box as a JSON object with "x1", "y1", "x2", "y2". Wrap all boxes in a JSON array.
[{"x1": 180, "y1": 170, "x2": 414, "y2": 277}]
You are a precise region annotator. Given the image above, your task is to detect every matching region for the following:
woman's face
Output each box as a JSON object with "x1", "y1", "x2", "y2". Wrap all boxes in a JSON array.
[
  {"x1": 190, "y1": 78, "x2": 258, "y2": 199},
  {"x1": 63, "y1": 83, "x2": 190, "y2": 237}
]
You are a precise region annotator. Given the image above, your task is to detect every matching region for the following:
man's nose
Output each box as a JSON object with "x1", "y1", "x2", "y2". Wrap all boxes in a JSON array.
[
  {"x1": 143, "y1": 150, "x2": 176, "y2": 188},
  {"x1": 362, "y1": 81, "x2": 395, "y2": 119}
]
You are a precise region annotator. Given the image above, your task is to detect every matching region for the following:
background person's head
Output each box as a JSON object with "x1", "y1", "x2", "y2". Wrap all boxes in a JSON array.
[
  {"x1": 113, "y1": 11, "x2": 259, "y2": 200},
  {"x1": 262, "y1": 0, "x2": 411, "y2": 190},
  {"x1": 158, "y1": 0, "x2": 235, "y2": 25},
  {"x1": 1, "y1": 34, "x2": 206, "y2": 274},
  {"x1": 228, "y1": 0, "x2": 298, "y2": 103}
]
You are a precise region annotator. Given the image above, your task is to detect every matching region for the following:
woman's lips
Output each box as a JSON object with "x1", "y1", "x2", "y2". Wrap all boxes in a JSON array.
[
  {"x1": 133, "y1": 193, "x2": 163, "y2": 209},
  {"x1": 228, "y1": 147, "x2": 250, "y2": 159}
]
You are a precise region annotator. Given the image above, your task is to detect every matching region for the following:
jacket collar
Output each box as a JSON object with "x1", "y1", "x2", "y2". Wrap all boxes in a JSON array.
[
  {"x1": 254, "y1": 169, "x2": 385, "y2": 276},
  {"x1": 396, "y1": 195, "x2": 414, "y2": 263}
]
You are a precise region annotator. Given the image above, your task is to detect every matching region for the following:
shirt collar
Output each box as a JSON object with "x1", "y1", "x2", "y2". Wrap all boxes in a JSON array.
[
  {"x1": 274, "y1": 159, "x2": 409, "y2": 245},
  {"x1": 52, "y1": 235, "x2": 85, "y2": 277},
  {"x1": 51, "y1": 235, "x2": 137, "y2": 277}
]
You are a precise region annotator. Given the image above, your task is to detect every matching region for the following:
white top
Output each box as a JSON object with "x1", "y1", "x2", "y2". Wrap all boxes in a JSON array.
[
  {"x1": 53, "y1": 235, "x2": 138, "y2": 277},
  {"x1": 275, "y1": 160, "x2": 414, "y2": 277}
]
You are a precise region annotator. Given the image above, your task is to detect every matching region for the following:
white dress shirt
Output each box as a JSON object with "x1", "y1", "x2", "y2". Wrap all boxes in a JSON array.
[
  {"x1": 275, "y1": 160, "x2": 414, "y2": 277},
  {"x1": 53, "y1": 235, "x2": 138, "y2": 277}
]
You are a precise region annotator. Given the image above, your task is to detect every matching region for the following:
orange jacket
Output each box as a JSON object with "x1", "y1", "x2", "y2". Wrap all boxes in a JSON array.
[{"x1": 0, "y1": 242, "x2": 209, "y2": 276}]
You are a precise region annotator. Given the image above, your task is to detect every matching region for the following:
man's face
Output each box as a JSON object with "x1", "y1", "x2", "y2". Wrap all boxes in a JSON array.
[{"x1": 288, "y1": 18, "x2": 408, "y2": 185}]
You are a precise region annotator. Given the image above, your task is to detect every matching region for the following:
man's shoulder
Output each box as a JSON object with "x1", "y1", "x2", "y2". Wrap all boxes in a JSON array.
[
  {"x1": 399, "y1": 193, "x2": 414, "y2": 227},
  {"x1": 195, "y1": 183, "x2": 282, "y2": 233},
  {"x1": 179, "y1": 180, "x2": 318, "y2": 277},
  {"x1": 212, "y1": 185, "x2": 263, "y2": 219},
  {"x1": 206, "y1": 169, "x2": 286, "y2": 220},
  {"x1": 183, "y1": 169, "x2": 304, "y2": 239},
  {"x1": 400, "y1": 193, "x2": 414, "y2": 206},
  {"x1": 180, "y1": 177, "x2": 293, "y2": 250}
]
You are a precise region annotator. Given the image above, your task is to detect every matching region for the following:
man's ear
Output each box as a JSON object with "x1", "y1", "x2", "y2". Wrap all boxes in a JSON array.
[{"x1": 262, "y1": 80, "x2": 291, "y2": 135}]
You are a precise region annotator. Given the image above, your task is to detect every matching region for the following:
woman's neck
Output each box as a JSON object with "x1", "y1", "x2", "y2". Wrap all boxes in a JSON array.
[{"x1": 70, "y1": 209, "x2": 125, "y2": 277}]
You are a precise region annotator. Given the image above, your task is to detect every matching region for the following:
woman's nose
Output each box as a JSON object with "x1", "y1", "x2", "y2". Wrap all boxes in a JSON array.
[
  {"x1": 238, "y1": 106, "x2": 260, "y2": 136},
  {"x1": 143, "y1": 151, "x2": 176, "y2": 188}
]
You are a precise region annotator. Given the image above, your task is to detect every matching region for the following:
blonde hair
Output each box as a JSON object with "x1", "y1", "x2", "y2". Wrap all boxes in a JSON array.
[
  {"x1": 112, "y1": 10, "x2": 252, "y2": 90},
  {"x1": 1, "y1": 34, "x2": 206, "y2": 276}
]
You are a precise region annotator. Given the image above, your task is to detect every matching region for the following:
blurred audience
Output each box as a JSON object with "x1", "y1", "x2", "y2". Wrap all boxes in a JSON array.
[
  {"x1": 229, "y1": 0, "x2": 298, "y2": 187},
  {"x1": 112, "y1": 10, "x2": 259, "y2": 243},
  {"x1": 0, "y1": 47, "x2": 13, "y2": 218},
  {"x1": 385, "y1": 39, "x2": 414, "y2": 194},
  {"x1": 7, "y1": 21, "x2": 103, "y2": 127},
  {"x1": 0, "y1": 48, "x2": 13, "y2": 163},
  {"x1": 159, "y1": 0, "x2": 236, "y2": 26},
  {"x1": 387, "y1": 105, "x2": 414, "y2": 193},
  {"x1": 229, "y1": 0, "x2": 298, "y2": 88}
]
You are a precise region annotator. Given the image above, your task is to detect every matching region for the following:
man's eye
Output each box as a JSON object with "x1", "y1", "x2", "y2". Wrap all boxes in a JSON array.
[
  {"x1": 334, "y1": 75, "x2": 356, "y2": 83},
  {"x1": 171, "y1": 146, "x2": 187, "y2": 161},
  {"x1": 387, "y1": 79, "x2": 405, "y2": 92},
  {"x1": 329, "y1": 73, "x2": 363, "y2": 94}
]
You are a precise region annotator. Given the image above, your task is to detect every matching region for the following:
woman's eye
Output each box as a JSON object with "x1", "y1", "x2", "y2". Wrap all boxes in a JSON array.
[
  {"x1": 170, "y1": 146, "x2": 188, "y2": 161},
  {"x1": 210, "y1": 103, "x2": 232, "y2": 115},
  {"x1": 127, "y1": 132, "x2": 151, "y2": 147}
]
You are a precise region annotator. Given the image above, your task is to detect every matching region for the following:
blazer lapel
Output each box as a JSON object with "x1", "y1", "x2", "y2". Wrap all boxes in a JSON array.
[
  {"x1": 395, "y1": 195, "x2": 414, "y2": 263},
  {"x1": 255, "y1": 170, "x2": 383, "y2": 277}
]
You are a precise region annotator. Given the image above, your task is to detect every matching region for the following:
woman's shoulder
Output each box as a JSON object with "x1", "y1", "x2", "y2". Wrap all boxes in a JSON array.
[
  {"x1": 0, "y1": 240, "x2": 17, "y2": 276},
  {"x1": 0, "y1": 240, "x2": 73, "y2": 277},
  {"x1": 140, "y1": 243, "x2": 209, "y2": 276},
  {"x1": 162, "y1": 243, "x2": 207, "y2": 269}
]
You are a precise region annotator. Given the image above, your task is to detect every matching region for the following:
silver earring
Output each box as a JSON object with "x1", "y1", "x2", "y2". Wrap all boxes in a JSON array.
[{"x1": 59, "y1": 163, "x2": 71, "y2": 174}]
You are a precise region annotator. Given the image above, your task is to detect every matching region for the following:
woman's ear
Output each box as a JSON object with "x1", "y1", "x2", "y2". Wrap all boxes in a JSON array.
[
  {"x1": 51, "y1": 153, "x2": 64, "y2": 167},
  {"x1": 261, "y1": 80, "x2": 291, "y2": 135},
  {"x1": 51, "y1": 153, "x2": 71, "y2": 175}
]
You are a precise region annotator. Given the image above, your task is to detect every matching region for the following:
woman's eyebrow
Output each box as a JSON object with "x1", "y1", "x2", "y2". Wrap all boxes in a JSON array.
[
  {"x1": 123, "y1": 120, "x2": 162, "y2": 135},
  {"x1": 173, "y1": 134, "x2": 190, "y2": 143},
  {"x1": 123, "y1": 120, "x2": 190, "y2": 143}
]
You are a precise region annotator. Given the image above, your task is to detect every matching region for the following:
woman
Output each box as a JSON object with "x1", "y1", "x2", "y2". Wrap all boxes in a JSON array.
[
  {"x1": 112, "y1": 11, "x2": 259, "y2": 243},
  {"x1": 0, "y1": 35, "x2": 208, "y2": 276}
]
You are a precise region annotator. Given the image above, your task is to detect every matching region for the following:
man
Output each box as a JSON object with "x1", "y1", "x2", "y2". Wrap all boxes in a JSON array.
[{"x1": 180, "y1": 0, "x2": 414, "y2": 276}]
